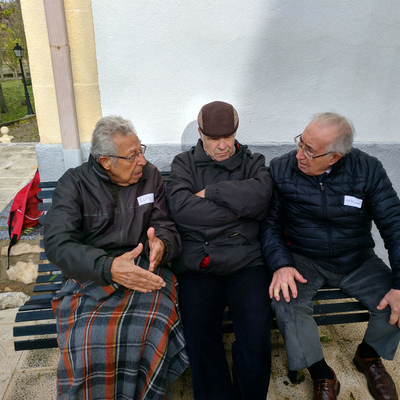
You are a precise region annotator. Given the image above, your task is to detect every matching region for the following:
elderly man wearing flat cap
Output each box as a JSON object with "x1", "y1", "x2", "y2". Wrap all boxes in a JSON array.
[{"x1": 167, "y1": 101, "x2": 273, "y2": 399}]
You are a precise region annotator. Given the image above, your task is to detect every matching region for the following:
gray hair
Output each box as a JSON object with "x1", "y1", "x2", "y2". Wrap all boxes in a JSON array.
[
  {"x1": 90, "y1": 115, "x2": 137, "y2": 162},
  {"x1": 312, "y1": 112, "x2": 355, "y2": 155}
]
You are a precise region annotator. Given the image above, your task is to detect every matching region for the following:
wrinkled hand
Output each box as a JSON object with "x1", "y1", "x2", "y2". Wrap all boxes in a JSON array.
[
  {"x1": 110, "y1": 243, "x2": 165, "y2": 293},
  {"x1": 147, "y1": 227, "x2": 165, "y2": 272},
  {"x1": 377, "y1": 288, "x2": 400, "y2": 328},
  {"x1": 269, "y1": 266, "x2": 307, "y2": 302}
]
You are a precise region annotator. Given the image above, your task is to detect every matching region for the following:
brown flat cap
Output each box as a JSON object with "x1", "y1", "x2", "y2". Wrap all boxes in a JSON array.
[{"x1": 198, "y1": 101, "x2": 239, "y2": 137}]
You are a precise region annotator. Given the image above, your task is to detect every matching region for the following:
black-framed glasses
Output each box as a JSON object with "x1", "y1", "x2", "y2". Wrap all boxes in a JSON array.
[
  {"x1": 104, "y1": 144, "x2": 147, "y2": 163},
  {"x1": 294, "y1": 134, "x2": 332, "y2": 160}
]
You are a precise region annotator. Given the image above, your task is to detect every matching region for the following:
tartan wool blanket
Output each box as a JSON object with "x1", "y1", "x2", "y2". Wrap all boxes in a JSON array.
[{"x1": 52, "y1": 266, "x2": 189, "y2": 400}]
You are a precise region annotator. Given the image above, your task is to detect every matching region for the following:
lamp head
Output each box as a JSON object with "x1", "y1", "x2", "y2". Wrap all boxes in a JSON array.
[{"x1": 13, "y1": 43, "x2": 24, "y2": 59}]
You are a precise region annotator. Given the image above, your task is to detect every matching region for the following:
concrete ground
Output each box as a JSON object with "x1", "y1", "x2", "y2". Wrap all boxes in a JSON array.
[
  {"x1": 0, "y1": 142, "x2": 399, "y2": 399},
  {"x1": 2, "y1": 307, "x2": 400, "y2": 399}
]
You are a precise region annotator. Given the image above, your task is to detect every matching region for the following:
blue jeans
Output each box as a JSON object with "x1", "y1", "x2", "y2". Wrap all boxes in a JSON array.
[
  {"x1": 177, "y1": 265, "x2": 272, "y2": 400},
  {"x1": 273, "y1": 253, "x2": 400, "y2": 371}
]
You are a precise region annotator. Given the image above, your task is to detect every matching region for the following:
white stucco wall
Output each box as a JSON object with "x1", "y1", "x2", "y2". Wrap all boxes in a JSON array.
[{"x1": 91, "y1": 0, "x2": 400, "y2": 145}]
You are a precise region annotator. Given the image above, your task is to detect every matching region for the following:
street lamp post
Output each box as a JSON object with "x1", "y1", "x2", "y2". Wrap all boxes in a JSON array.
[{"x1": 13, "y1": 43, "x2": 34, "y2": 115}]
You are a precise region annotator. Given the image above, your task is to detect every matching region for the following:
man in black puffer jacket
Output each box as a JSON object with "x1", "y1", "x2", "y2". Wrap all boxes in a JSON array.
[
  {"x1": 167, "y1": 101, "x2": 273, "y2": 400},
  {"x1": 261, "y1": 112, "x2": 400, "y2": 400}
]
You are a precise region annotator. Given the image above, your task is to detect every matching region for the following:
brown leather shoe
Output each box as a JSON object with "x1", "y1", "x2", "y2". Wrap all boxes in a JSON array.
[
  {"x1": 353, "y1": 344, "x2": 398, "y2": 400},
  {"x1": 313, "y1": 368, "x2": 340, "y2": 400}
]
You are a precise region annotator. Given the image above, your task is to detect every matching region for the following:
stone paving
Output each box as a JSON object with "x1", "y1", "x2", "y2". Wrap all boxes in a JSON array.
[
  {"x1": 2, "y1": 302, "x2": 400, "y2": 399},
  {"x1": 0, "y1": 142, "x2": 399, "y2": 399},
  {"x1": 0, "y1": 143, "x2": 37, "y2": 214}
]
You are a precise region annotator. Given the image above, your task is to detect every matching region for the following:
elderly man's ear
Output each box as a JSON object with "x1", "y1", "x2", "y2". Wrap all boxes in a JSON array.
[
  {"x1": 99, "y1": 156, "x2": 112, "y2": 171},
  {"x1": 329, "y1": 153, "x2": 343, "y2": 166}
]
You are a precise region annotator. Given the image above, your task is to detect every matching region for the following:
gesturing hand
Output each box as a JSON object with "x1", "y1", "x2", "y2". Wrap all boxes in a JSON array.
[
  {"x1": 110, "y1": 243, "x2": 165, "y2": 293},
  {"x1": 147, "y1": 227, "x2": 165, "y2": 272}
]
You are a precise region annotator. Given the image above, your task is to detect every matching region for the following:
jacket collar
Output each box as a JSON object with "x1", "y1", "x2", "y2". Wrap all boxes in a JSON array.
[{"x1": 193, "y1": 139, "x2": 249, "y2": 170}]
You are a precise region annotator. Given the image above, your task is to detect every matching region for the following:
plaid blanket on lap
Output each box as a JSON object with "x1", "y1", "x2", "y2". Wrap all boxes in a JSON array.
[{"x1": 52, "y1": 266, "x2": 189, "y2": 400}]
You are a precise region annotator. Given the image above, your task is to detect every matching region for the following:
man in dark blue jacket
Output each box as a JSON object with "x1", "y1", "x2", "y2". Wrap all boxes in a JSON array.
[
  {"x1": 167, "y1": 101, "x2": 273, "y2": 400},
  {"x1": 261, "y1": 112, "x2": 400, "y2": 400}
]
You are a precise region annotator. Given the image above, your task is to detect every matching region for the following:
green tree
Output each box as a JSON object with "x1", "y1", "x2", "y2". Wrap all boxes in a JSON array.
[
  {"x1": 0, "y1": 83, "x2": 8, "y2": 113},
  {"x1": 0, "y1": 0, "x2": 28, "y2": 116},
  {"x1": 0, "y1": 1, "x2": 11, "y2": 114},
  {"x1": 1, "y1": 1, "x2": 27, "y2": 76}
]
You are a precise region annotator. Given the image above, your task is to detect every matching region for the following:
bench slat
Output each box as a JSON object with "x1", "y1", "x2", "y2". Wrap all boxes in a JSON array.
[
  {"x1": 38, "y1": 191, "x2": 54, "y2": 199},
  {"x1": 36, "y1": 274, "x2": 64, "y2": 283},
  {"x1": 13, "y1": 324, "x2": 57, "y2": 337},
  {"x1": 27, "y1": 293, "x2": 55, "y2": 302},
  {"x1": 39, "y1": 181, "x2": 58, "y2": 188},
  {"x1": 15, "y1": 309, "x2": 55, "y2": 322},
  {"x1": 38, "y1": 263, "x2": 60, "y2": 273},
  {"x1": 222, "y1": 324, "x2": 234, "y2": 334},
  {"x1": 314, "y1": 301, "x2": 368, "y2": 314},
  {"x1": 314, "y1": 312, "x2": 370, "y2": 325},
  {"x1": 33, "y1": 283, "x2": 62, "y2": 292},
  {"x1": 18, "y1": 302, "x2": 52, "y2": 311},
  {"x1": 315, "y1": 289, "x2": 354, "y2": 300},
  {"x1": 14, "y1": 338, "x2": 58, "y2": 351}
]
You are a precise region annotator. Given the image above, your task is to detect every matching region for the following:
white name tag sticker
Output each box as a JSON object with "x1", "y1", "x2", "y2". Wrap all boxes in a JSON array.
[
  {"x1": 344, "y1": 195, "x2": 363, "y2": 208},
  {"x1": 137, "y1": 193, "x2": 154, "y2": 206}
]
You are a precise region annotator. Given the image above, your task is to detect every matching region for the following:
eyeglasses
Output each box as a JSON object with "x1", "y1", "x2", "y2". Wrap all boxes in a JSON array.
[
  {"x1": 104, "y1": 144, "x2": 147, "y2": 163},
  {"x1": 294, "y1": 134, "x2": 332, "y2": 160}
]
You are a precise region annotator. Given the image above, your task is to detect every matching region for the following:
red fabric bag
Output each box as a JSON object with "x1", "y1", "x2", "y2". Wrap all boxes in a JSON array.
[{"x1": 7, "y1": 169, "x2": 43, "y2": 264}]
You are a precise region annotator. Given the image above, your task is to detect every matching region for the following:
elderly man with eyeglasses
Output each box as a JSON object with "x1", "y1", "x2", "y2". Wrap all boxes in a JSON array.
[
  {"x1": 44, "y1": 115, "x2": 188, "y2": 399},
  {"x1": 260, "y1": 112, "x2": 400, "y2": 400}
]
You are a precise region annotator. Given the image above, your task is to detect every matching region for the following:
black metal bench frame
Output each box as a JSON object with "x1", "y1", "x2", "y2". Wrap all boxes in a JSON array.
[{"x1": 13, "y1": 176, "x2": 370, "y2": 351}]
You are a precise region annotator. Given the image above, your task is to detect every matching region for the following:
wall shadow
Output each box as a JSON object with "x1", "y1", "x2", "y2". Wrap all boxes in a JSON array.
[{"x1": 181, "y1": 120, "x2": 199, "y2": 149}]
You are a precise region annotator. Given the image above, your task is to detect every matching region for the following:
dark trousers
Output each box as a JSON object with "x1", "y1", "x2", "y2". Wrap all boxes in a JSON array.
[
  {"x1": 178, "y1": 265, "x2": 272, "y2": 400},
  {"x1": 273, "y1": 253, "x2": 400, "y2": 371}
]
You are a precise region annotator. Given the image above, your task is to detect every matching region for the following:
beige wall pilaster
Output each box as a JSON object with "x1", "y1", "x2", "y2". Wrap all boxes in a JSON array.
[{"x1": 20, "y1": 0, "x2": 101, "y2": 145}]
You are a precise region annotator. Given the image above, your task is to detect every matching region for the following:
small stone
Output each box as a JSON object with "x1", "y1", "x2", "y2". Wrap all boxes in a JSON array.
[
  {"x1": 0, "y1": 292, "x2": 29, "y2": 310},
  {"x1": 6, "y1": 261, "x2": 38, "y2": 284},
  {"x1": 1, "y1": 242, "x2": 42, "y2": 256}
]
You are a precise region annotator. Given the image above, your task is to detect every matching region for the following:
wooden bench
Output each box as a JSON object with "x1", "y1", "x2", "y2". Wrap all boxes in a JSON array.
[
  {"x1": 13, "y1": 177, "x2": 371, "y2": 352},
  {"x1": 13, "y1": 180, "x2": 60, "y2": 351}
]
